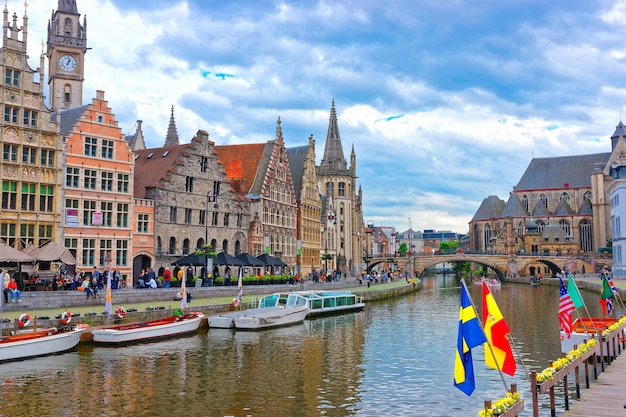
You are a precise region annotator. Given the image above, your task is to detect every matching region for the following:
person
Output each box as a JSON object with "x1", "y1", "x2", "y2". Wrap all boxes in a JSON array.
[
  {"x1": 162, "y1": 267, "x2": 172, "y2": 288},
  {"x1": 136, "y1": 269, "x2": 146, "y2": 288},
  {"x1": 113, "y1": 268, "x2": 121, "y2": 289},
  {"x1": 92, "y1": 266, "x2": 102, "y2": 290},
  {"x1": 186, "y1": 266, "x2": 195, "y2": 286},
  {"x1": 91, "y1": 276, "x2": 99, "y2": 297},
  {"x1": 7, "y1": 277, "x2": 21, "y2": 302},
  {"x1": 82, "y1": 276, "x2": 94, "y2": 298},
  {"x1": 2, "y1": 269, "x2": 10, "y2": 304},
  {"x1": 177, "y1": 268, "x2": 184, "y2": 286},
  {"x1": 147, "y1": 275, "x2": 157, "y2": 289},
  {"x1": 53, "y1": 274, "x2": 65, "y2": 291},
  {"x1": 224, "y1": 267, "x2": 231, "y2": 286}
]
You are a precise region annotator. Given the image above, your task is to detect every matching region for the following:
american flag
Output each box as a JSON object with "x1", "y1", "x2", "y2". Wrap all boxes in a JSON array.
[
  {"x1": 559, "y1": 277, "x2": 576, "y2": 338},
  {"x1": 606, "y1": 297, "x2": 614, "y2": 316}
]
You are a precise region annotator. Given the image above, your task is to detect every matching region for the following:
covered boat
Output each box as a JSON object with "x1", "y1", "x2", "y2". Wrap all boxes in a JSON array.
[
  {"x1": 560, "y1": 317, "x2": 617, "y2": 353},
  {"x1": 234, "y1": 293, "x2": 309, "y2": 330},
  {"x1": 298, "y1": 290, "x2": 365, "y2": 317}
]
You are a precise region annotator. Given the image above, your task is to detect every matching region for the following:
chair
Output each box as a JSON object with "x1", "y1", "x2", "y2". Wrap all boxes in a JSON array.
[{"x1": 195, "y1": 279, "x2": 203, "y2": 288}]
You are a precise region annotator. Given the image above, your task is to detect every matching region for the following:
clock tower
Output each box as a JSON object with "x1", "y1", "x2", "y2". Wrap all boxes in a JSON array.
[{"x1": 46, "y1": 0, "x2": 87, "y2": 110}]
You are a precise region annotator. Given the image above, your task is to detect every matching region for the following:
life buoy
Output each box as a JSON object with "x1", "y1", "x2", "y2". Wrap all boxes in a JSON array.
[
  {"x1": 116, "y1": 306, "x2": 126, "y2": 319},
  {"x1": 61, "y1": 311, "x2": 72, "y2": 325},
  {"x1": 18, "y1": 313, "x2": 30, "y2": 328},
  {"x1": 231, "y1": 298, "x2": 239, "y2": 307}
]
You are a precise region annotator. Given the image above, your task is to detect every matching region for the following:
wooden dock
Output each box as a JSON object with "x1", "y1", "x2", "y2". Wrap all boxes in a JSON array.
[{"x1": 561, "y1": 352, "x2": 626, "y2": 417}]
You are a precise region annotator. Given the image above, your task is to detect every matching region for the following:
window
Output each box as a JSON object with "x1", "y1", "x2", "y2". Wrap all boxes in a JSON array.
[
  {"x1": 84, "y1": 169, "x2": 97, "y2": 189},
  {"x1": 84, "y1": 137, "x2": 97, "y2": 157},
  {"x1": 83, "y1": 200, "x2": 96, "y2": 226},
  {"x1": 101, "y1": 140, "x2": 114, "y2": 159},
  {"x1": 101, "y1": 172, "x2": 113, "y2": 191},
  {"x1": 137, "y1": 214, "x2": 149, "y2": 233},
  {"x1": 66, "y1": 167, "x2": 79, "y2": 187},
  {"x1": 538, "y1": 193, "x2": 548, "y2": 208},
  {"x1": 169, "y1": 207, "x2": 177, "y2": 223},
  {"x1": 116, "y1": 240, "x2": 128, "y2": 266},
  {"x1": 64, "y1": 85, "x2": 71, "y2": 103},
  {"x1": 100, "y1": 202, "x2": 113, "y2": 227},
  {"x1": 117, "y1": 203, "x2": 128, "y2": 228},
  {"x1": 212, "y1": 211, "x2": 218, "y2": 226},
  {"x1": 22, "y1": 147, "x2": 36, "y2": 164},
  {"x1": 99, "y1": 240, "x2": 112, "y2": 266},
  {"x1": 23, "y1": 110, "x2": 37, "y2": 127},
  {"x1": 0, "y1": 222, "x2": 16, "y2": 247},
  {"x1": 65, "y1": 198, "x2": 79, "y2": 209},
  {"x1": 223, "y1": 212, "x2": 229, "y2": 227},
  {"x1": 19, "y1": 223, "x2": 34, "y2": 243},
  {"x1": 5, "y1": 69, "x2": 19, "y2": 86},
  {"x1": 326, "y1": 182, "x2": 334, "y2": 196},
  {"x1": 184, "y1": 208, "x2": 192, "y2": 224},
  {"x1": 201, "y1": 156, "x2": 208, "y2": 173},
  {"x1": 1, "y1": 181, "x2": 17, "y2": 210},
  {"x1": 338, "y1": 182, "x2": 345, "y2": 197},
  {"x1": 580, "y1": 219, "x2": 593, "y2": 253},
  {"x1": 41, "y1": 149, "x2": 55, "y2": 166},
  {"x1": 199, "y1": 210, "x2": 206, "y2": 226},
  {"x1": 21, "y1": 183, "x2": 35, "y2": 211},
  {"x1": 237, "y1": 214, "x2": 242, "y2": 228},
  {"x1": 82, "y1": 238, "x2": 95, "y2": 266},
  {"x1": 97, "y1": 115, "x2": 103, "y2": 123},
  {"x1": 39, "y1": 185, "x2": 54, "y2": 212},
  {"x1": 38, "y1": 224, "x2": 53, "y2": 242},
  {"x1": 117, "y1": 174, "x2": 129, "y2": 193},
  {"x1": 168, "y1": 237, "x2": 176, "y2": 254},
  {"x1": 185, "y1": 176, "x2": 194, "y2": 192},
  {"x1": 182, "y1": 239, "x2": 190, "y2": 255},
  {"x1": 3, "y1": 144, "x2": 17, "y2": 162},
  {"x1": 4, "y1": 106, "x2": 18, "y2": 123}
]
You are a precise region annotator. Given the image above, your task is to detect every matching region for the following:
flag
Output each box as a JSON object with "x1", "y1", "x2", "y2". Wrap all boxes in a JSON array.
[
  {"x1": 567, "y1": 277, "x2": 585, "y2": 309},
  {"x1": 608, "y1": 277, "x2": 618, "y2": 295},
  {"x1": 482, "y1": 282, "x2": 516, "y2": 376},
  {"x1": 454, "y1": 281, "x2": 487, "y2": 396},
  {"x1": 180, "y1": 275, "x2": 187, "y2": 311},
  {"x1": 558, "y1": 277, "x2": 575, "y2": 338},
  {"x1": 600, "y1": 275, "x2": 615, "y2": 316},
  {"x1": 237, "y1": 267, "x2": 243, "y2": 308},
  {"x1": 105, "y1": 270, "x2": 112, "y2": 316}
]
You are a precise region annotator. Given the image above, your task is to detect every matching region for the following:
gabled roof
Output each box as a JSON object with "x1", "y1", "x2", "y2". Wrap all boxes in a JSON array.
[
  {"x1": 531, "y1": 200, "x2": 551, "y2": 217},
  {"x1": 577, "y1": 198, "x2": 593, "y2": 215},
  {"x1": 286, "y1": 145, "x2": 308, "y2": 201},
  {"x1": 500, "y1": 193, "x2": 528, "y2": 218},
  {"x1": 514, "y1": 153, "x2": 611, "y2": 191},
  {"x1": 52, "y1": 105, "x2": 89, "y2": 136},
  {"x1": 612, "y1": 121, "x2": 626, "y2": 141},
  {"x1": 133, "y1": 143, "x2": 196, "y2": 198},
  {"x1": 470, "y1": 196, "x2": 505, "y2": 222},
  {"x1": 553, "y1": 198, "x2": 575, "y2": 216},
  {"x1": 213, "y1": 143, "x2": 267, "y2": 198}
]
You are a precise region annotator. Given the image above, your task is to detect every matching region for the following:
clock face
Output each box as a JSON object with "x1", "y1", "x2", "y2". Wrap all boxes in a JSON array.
[{"x1": 59, "y1": 55, "x2": 77, "y2": 72}]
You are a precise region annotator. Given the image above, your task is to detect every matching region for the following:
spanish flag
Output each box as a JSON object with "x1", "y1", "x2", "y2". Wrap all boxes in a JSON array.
[
  {"x1": 482, "y1": 282, "x2": 516, "y2": 376},
  {"x1": 454, "y1": 281, "x2": 487, "y2": 396}
]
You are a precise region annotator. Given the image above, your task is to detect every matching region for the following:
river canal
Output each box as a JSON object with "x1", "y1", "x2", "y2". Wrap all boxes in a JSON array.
[{"x1": 0, "y1": 275, "x2": 606, "y2": 417}]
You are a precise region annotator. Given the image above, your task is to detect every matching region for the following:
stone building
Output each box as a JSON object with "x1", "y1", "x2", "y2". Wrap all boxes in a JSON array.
[
  {"x1": 59, "y1": 90, "x2": 137, "y2": 284},
  {"x1": 317, "y1": 101, "x2": 365, "y2": 275},
  {"x1": 286, "y1": 135, "x2": 321, "y2": 277},
  {"x1": 0, "y1": 5, "x2": 64, "y2": 249},
  {"x1": 133, "y1": 119, "x2": 250, "y2": 278},
  {"x1": 214, "y1": 117, "x2": 297, "y2": 266}
]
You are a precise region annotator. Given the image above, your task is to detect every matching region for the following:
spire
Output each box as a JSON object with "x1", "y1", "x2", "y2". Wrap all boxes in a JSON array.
[
  {"x1": 275, "y1": 116, "x2": 283, "y2": 144},
  {"x1": 164, "y1": 105, "x2": 180, "y2": 147},
  {"x1": 320, "y1": 99, "x2": 347, "y2": 173},
  {"x1": 57, "y1": 0, "x2": 78, "y2": 14}
]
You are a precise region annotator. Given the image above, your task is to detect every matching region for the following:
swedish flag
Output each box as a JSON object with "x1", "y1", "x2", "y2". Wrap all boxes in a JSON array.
[{"x1": 454, "y1": 281, "x2": 487, "y2": 396}]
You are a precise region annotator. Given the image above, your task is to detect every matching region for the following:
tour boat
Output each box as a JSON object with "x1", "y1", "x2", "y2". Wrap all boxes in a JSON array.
[
  {"x1": 298, "y1": 290, "x2": 365, "y2": 317},
  {"x1": 560, "y1": 316, "x2": 617, "y2": 353},
  {"x1": 233, "y1": 293, "x2": 310, "y2": 330},
  {"x1": 0, "y1": 323, "x2": 88, "y2": 362},
  {"x1": 91, "y1": 311, "x2": 205, "y2": 344},
  {"x1": 208, "y1": 292, "x2": 286, "y2": 329}
]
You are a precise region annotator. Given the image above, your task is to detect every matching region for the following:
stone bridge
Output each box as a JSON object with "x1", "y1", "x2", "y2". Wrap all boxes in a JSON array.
[{"x1": 365, "y1": 253, "x2": 610, "y2": 279}]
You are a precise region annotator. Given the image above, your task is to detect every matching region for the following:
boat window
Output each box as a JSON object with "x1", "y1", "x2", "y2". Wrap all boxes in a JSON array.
[
  {"x1": 259, "y1": 294, "x2": 278, "y2": 308},
  {"x1": 286, "y1": 294, "x2": 307, "y2": 308}
]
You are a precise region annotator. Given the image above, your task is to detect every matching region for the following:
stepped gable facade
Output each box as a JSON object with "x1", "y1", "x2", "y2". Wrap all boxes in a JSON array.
[
  {"x1": 0, "y1": 4, "x2": 64, "y2": 249},
  {"x1": 286, "y1": 135, "x2": 322, "y2": 276},
  {"x1": 133, "y1": 128, "x2": 249, "y2": 268},
  {"x1": 214, "y1": 117, "x2": 297, "y2": 266}
]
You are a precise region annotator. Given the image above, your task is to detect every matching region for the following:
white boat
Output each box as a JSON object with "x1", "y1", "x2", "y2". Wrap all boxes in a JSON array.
[
  {"x1": 0, "y1": 324, "x2": 88, "y2": 362},
  {"x1": 299, "y1": 290, "x2": 365, "y2": 317},
  {"x1": 208, "y1": 292, "x2": 293, "y2": 329},
  {"x1": 560, "y1": 317, "x2": 615, "y2": 353},
  {"x1": 91, "y1": 312, "x2": 205, "y2": 344},
  {"x1": 234, "y1": 293, "x2": 310, "y2": 330}
]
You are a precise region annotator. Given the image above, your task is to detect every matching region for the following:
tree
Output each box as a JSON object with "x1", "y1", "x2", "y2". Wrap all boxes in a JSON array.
[{"x1": 398, "y1": 242, "x2": 408, "y2": 255}]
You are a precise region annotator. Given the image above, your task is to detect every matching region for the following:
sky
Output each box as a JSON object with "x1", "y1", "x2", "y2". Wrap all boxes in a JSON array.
[{"x1": 18, "y1": 0, "x2": 626, "y2": 235}]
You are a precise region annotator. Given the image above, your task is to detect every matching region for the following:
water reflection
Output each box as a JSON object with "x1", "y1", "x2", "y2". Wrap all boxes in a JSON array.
[{"x1": 0, "y1": 275, "x2": 607, "y2": 416}]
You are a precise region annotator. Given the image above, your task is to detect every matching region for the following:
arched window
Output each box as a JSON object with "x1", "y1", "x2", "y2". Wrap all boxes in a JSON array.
[
  {"x1": 521, "y1": 194, "x2": 529, "y2": 212},
  {"x1": 535, "y1": 220, "x2": 546, "y2": 233},
  {"x1": 583, "y1": 191, "x2": 592, "y2": 202},
  {"x1": 196, "y1": 239, "x2": 204, "y2": 250},
  {"x1": 517, "y1": 221, "x2": 525, "y2": 237},
  {"x1": 168, "y1": 237, "x2": 176, "y2": 255},
  {"x1": 222, "y1": 239, "x2": 228, "y2": 253},
  {"x1": 559, "y1": 220, "x2": 571, "y2": 237},
  {"x1": 538, "y1": 193, "x2": 548, "y2": 208},
  {"x1": 473, "y1": 223, "x2": 481, "y2": 251},
  {"x1": 182, "y1": 238, "x2": 190, "y2": 254},
  {"x1": 338, "y1": 182, "x2": 345, "y2": 197},
  {"x1": 235, "y1": 240, "x2": 241, "y2": 255},
  {"x1": 64, "y1": 84, "x2": 72, "y2": 104},
  {"x1": 157, "y1": 237, "x2": 162, "y2": 255},
  {"x1": 326, "y1": 182, "x2": 334, "y2": 196},
  {"x1": 210, "y1": 239, "x2": 217, "y2": 250},
  {"x1": 483, "y1": 225, "x2": 491, "y2": 249},
  {"x1": 579, "y1": 220, "x2": 593, "y2": 253},
  {"x1": 560, "y1": 192, "x2": 570, "y2": 203}
]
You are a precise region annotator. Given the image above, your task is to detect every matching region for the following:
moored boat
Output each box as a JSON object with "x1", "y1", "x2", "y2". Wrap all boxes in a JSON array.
[
  {"x1": 530, "y1": 276, "x2": 541, "y2": 286},
  {"x1": 299, "y1": 290, "x2": 365, "y2": 317},
  {"x1": 234, "y1": 293, "x2": 309, "y2": 330},
  {"x1": 91, "y1": 311, "x2": 205, "y2": 344},
  {"x1": 560, "y1": 317, "x2": 617, "y2": 353},
  {"x1": 0, "y1": 323, "x2": 88, "y2": 362}
]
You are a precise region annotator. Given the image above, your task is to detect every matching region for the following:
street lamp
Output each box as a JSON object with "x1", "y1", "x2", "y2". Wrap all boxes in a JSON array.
[{"x1": 204, "y1": 191, "x2": 218, "y2": 284}]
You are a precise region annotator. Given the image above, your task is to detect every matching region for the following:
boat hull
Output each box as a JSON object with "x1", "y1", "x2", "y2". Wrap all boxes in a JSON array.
[
  {"x1": 560, "y1": 317, "x2": 617, "y2": 353},
  {"x1": 234, "y1": 306, "x2": 309, "y2": 330},
  {"x1": 306, "y1": 302, "x2": 365, "y2": 317},
  {"x1": 92, "y1": 313, "x2": 204, "y2": 344},
  {"x1": 0, "y1": 326, "x2": 87, "y2": 362}
]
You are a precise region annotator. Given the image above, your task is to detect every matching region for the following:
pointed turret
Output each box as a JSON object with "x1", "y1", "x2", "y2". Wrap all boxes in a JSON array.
[
  {"x1": 57, "y1": 0, "x2": 79, "y2": 14},
  {"x1": 275, "y1": 116, "x2": 284, "y2": 144},
  {"x1": 319, "y1": 99, "x2": 348, "y2": 174},
  {"x1": 164, "y1": 105, "x2": 179, "y2": 147},
  {"x1": 611, "y1": 120, "x2": 626, "y2": 151}
]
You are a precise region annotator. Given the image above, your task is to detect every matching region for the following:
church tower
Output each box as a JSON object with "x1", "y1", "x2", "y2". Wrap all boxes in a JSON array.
[{"x1": 46, "y1": 0, "x2": 87, "y2": 110}]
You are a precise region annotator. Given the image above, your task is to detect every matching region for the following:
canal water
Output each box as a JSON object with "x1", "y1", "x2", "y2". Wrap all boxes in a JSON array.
[{"x1": 0, "y1": 275, "x2": 607, "y2": 417}]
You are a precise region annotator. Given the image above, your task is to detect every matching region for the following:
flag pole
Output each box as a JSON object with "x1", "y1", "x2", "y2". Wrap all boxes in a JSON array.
[
  {"x1": 506, "y1": 334, "x2": 530, "y2": 381},
  {"x1": 461, "y1": 278, "x2": 509, "y2": 393},
  {"x1": 569, "y1": 277, "x2": 595, "y2": 333}
]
